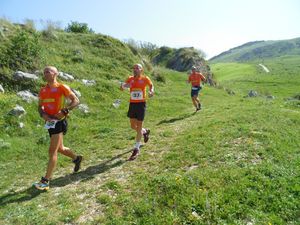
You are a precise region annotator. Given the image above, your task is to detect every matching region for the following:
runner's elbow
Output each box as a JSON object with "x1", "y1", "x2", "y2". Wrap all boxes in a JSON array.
[{"x1": 75, "y1": 98, "x2": 80, "y2": 106}]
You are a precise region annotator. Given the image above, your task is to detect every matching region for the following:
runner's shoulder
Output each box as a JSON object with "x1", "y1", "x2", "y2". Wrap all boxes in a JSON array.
[
  {"x1": 127, "y1": 75, "x2": 134, "y2": 81},
  {"x1": 58, "y1": 83, "x2": 71, "y2": 91},
  {"x1": 142, "y1": 75, "x2": 152, "y2": 81}
]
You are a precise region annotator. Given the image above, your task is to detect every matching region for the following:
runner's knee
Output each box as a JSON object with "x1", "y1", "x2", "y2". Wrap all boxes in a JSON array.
[
  {"x1": 130, "y1": 124, "x2": 137, "y2": 130},
  {"x1": 48, "y1": 151, "x2": 58, "y2": 160},
  {"x1": 58, "y1": 147, "x2": 66, "y2": 153}
]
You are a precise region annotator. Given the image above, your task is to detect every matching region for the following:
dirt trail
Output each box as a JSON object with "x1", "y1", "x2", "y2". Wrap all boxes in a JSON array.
[{"x1": 258, "y1": 63, "x2": 270, "y2": 73}]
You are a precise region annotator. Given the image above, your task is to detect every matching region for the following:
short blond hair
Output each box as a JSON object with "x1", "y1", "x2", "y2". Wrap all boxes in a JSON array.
[
  {"x1": 133, "y1": 64, "x2": 143, "y2": 70},
  {"x1": 44, "y1": 66, "x2": 58, "y2": 75}
]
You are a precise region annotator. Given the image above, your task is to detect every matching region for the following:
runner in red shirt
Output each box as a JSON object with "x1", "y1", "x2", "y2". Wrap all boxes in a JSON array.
[
  {"x1": 34, "y1": 66, "x2": 82, "y2": 190},
  {"x1": 187, "y1": 66, "x2": 206, "y2": 111},
  {"x1": 120, "y1": 64, "x2": 154, "y2": 160}
]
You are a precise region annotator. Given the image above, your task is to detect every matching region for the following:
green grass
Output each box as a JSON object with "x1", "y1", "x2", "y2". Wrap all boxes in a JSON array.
[
  {"x1": 211, "y1": 56, "x2": 300, "y2": 99},
  {"x1": 1, "y1": 65, "x2": 299, "y2": 224},
  {"x1": 1, "y1": 25, "x2": 300, "y2": 224}
]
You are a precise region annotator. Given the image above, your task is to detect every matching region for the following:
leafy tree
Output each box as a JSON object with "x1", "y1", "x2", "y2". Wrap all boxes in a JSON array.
[{"x1": 65, "y1": 21, "x2": 94, "y2": 33}]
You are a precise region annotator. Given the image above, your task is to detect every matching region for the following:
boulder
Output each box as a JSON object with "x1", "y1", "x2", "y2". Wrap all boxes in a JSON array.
[
  {"x1": 266, "y1": 95, "x2": 275, "y2": 99},
  {"x1": 78, "y1": 104, "x2": 89, "y2": 114},
  {"x1": 17, "y1": 90, "x2": 38, "y2": 103},
  {"x1": 8, "y1": 105, "x2": 26, "y2": 117},
  {"x1": 58, "y1": 72, "x2": 75, "y2": 81},
  {"x1": 112, "y1": 99, "x2": 121, "y2": 108},
  {"x1": 71, "y1": 89, "x2": 81, "y2": 98},
  {"x1": 248, "y1": 90, "x2": 258, "y2": 97},
  {"x1": 13, "y1": 71, "x2": 39, "y2": 81},
  {"x1": 0, "y1": 139, "x2": 11, "y2": 150},
  {"x1": 82, "y1": 79, "x2": 96, "y2": 86}
]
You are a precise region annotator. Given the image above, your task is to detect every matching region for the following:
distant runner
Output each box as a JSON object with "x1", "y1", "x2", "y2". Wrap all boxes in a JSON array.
[
  {"x1": 187, "y1": 66, "x2": 206, "y2": 111},
  {"x1": 120, "y1": 64, "x2": 154, "y2": 160},
  {"x1": 34, "y1": 66, "x2": 82, "y2": 191}
]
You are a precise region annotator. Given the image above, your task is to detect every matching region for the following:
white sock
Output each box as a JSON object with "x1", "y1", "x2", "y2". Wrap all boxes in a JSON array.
[
  {"x1": 134, "y1": 142, "x2": 141, "y2": 149},
  {"x1": 142, "y1": 128, "x2": 146, "y2": 134}
]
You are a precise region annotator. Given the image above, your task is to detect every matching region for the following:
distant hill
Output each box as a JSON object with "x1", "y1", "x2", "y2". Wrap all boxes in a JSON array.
[{"x1": 210, "y1": 37, "x2": 300, "y2": 63}]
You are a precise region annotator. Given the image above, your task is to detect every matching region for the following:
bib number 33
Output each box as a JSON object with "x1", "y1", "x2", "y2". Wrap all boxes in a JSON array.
[{"x1": 130, "y1": 91, "x2": 143, "y2": 100}]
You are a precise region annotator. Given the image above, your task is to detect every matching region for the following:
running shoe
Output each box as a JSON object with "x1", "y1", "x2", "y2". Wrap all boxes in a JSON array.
[
  {"x1": 128, "y1": 148, "x2": 139, "y2": 161},
  {"x1": 143, "y1": 129, "x2": 150, "y2": 143},
  {"x1": 73, "y1": 155, "x2": 83, "y2": 172},
  {"x1": 33, "y1": 177, "x2": 49, "y2": 191}
]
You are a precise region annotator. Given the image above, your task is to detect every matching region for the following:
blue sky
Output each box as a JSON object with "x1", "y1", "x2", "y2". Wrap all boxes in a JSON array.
[{"x1": 1, "y1": 0, "x2": 300, "y2": 58}]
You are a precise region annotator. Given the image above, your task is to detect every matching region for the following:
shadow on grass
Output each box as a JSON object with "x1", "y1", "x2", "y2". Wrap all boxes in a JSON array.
[
  {"x1": 157, "y1": 112, "x2": 196, "y2": 125},
  {"x1": 0, "y1": 150, "x2": 131, "y2": 206},
  {"x1": 51, "y1": 150, "x2": 130, "y2": 187}
]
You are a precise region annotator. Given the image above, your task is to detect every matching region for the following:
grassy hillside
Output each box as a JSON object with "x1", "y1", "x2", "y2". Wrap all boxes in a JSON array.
[
  {"x1": 210, "y1": 37, "x2": 300, "y2": 63},
  {"x1": 211, "y1": 55, "x2": 300, "y2": 99},
  {"x1": 1, "y1": 21, "x2": 300, "y2": 224}
]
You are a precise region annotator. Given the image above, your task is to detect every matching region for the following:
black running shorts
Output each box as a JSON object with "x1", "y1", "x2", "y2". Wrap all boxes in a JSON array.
[
  {"x1": 191, "y1": 86, "x2": 202, "y2": 97},
  {"x1": 48, "y1": 119, "x2": 68, "y2": 136},
  {"x1": 127, "y1": 102, "x2": 146, "y2": 121}
]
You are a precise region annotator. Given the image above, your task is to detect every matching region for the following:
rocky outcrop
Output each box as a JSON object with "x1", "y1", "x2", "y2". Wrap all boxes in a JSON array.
[
  {"x1": 8, "y1": 105, "x2": 26, "y2": 117},
  {"x1": 17, "y1": 90, "x2": 38, "y2": 103},
  {"x1": 152, "y1": 47, "x2": 216, "y2": 86},
  {"x1": 82, "y1": 79, "x2": 96, "y2": 86},
  {"x1": 13, "y1": 71, "x2": 39, "y2": 81},
  {"x1": 58, "y1": 72, "x2": 75, "y2": 81}
]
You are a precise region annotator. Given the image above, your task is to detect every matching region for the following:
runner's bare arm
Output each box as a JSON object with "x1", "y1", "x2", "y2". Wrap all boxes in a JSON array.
[
  {"x1": 186, "y1": 75, "x2": 191, "y2": 84},
  {"x1": 54, "y1": 92, "x2": 80, "y2": 119},
  {"x1": 65, "y1": 92, "x2": 80, "y2": 110},
  {"x1": 120, "y1": 82, "x2": 130, "y2": 90},
  {"x1": 149, "y1": 84, "x2": 154, "y2": 97}
]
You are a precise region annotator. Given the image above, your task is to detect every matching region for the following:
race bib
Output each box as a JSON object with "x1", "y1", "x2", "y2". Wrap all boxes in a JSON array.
[
  {"x1": 130, "y1": 90, "x2": 143, "y2": 100},
  {"x1": 44, "y1": 120, "x2": 58, "y2": 129},
  {"x1": 192, "y1": 87, "x2": 199, "y2": 90}
]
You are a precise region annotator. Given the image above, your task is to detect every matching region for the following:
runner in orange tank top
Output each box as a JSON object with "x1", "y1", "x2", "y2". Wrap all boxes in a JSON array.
[
  {"x1": 33, "y1": 66, "x2": 82, "y2": 191},
  {"x1": 39, "y1": 82, "x2": 72, "y2": 116},
  {"x1": 187, "y1": 66, "x2": 206, "y2": 111},
  {"x1": 120, "y1": 63, "x2": 154, "y2": 160}
]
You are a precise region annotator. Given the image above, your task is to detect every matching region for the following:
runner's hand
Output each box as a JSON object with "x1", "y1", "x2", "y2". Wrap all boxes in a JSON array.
[
  {"x1": 42, "y1": 113, "x2": 51, "y2": 121},
  {"x1": 54, "y1": 109, "x2": 68, "y2": 120},
  {"x1": 120, "y1": 82, "x2": 124, "y2": 91},
  {"x1": 149, "y1": 91, "x2": 154, "y2": 97}
]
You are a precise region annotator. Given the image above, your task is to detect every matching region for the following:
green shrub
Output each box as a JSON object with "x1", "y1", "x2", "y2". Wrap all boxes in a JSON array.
[
  {"x1": 65, "y1": 21, "x2": 94, "y2": 33},
  {"x1": 151, "y1": 69, "x2": 166, "y2": 83},
  {"x1": 23, "y1": 19, "x2": 36, "y2": 32},
  {"x1": 1, "y1": 30, "x2": 42, "y2": 71},
  {"x1": 41, "y1": 20, "x2": 62, "y2": 40},
  {"x1": 71, "y1": 49, "x2": 84, "y2": 63}
]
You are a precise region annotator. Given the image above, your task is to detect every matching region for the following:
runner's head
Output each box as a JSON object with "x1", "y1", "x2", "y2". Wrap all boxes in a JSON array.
[
  {"x1": 133, "y1": 64, "x2": 143, "y2": 76},
  {"x1": 44, "y1": 66, "x2": 58, "y2": 75},
  {"x1": 43, "y1": 66, "x2": 58, "y2": 83}
]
